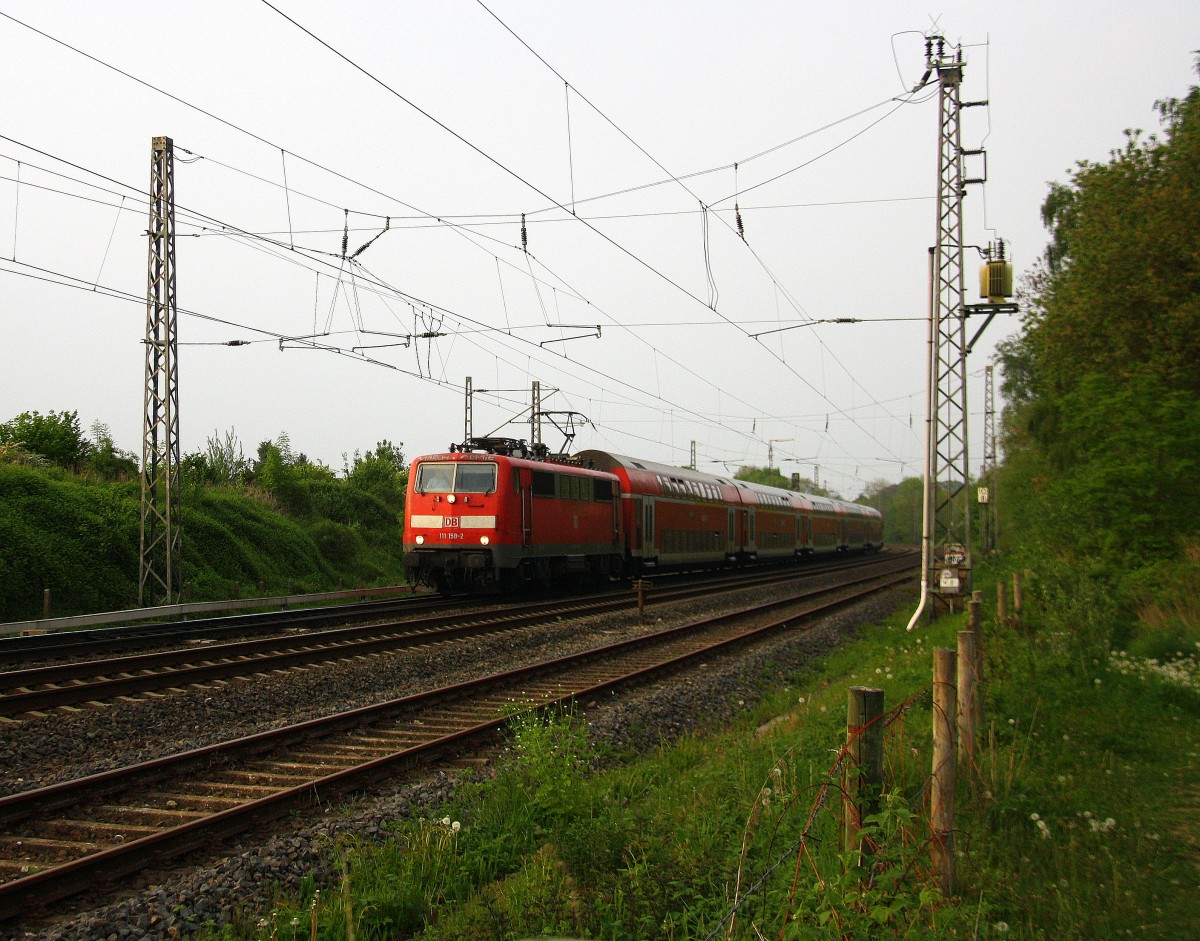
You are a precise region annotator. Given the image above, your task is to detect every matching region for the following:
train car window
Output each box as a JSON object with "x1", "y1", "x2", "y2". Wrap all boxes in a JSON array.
[
  {"x1": 414, "y1": 462, "x2": 455, "y2": 494},
  {"x1": 457, "y1": 463, "x2": 497, "y2": 493},
  {"x1": 532, "y1": 470, "x2": 556, "y2": 497},
  {"x1": 593, "y1": 478, "x2": 614, "y2": 501}
]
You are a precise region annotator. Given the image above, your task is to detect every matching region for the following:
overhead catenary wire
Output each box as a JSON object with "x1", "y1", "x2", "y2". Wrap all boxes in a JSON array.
[
  {"x1": 0, "y1": 9, "x2": 942, "y2": 490},
  {"x1": 7, "y1": 135, "x2": 917, "y2": 488},
  {"x1": 462, "y1": 2, "x2": 927, "y2": 465},
  {"x1": 1, "y1": 149, "x2": 917, "y2": 490}
]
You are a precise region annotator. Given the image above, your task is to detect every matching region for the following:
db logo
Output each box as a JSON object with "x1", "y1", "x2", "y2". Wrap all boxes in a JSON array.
[{"x1": 444, "y1": 516, "x2": 460, "y2": 527}]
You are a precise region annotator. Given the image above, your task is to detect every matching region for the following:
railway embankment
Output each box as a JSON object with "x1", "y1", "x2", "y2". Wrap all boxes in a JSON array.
[{"x1": 4, "y1": 560, "x2": 1195, "y2": 940}]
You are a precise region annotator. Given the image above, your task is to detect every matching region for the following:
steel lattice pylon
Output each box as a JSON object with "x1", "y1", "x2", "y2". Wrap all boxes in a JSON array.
[
  {"x1": 140, "y1": 135, "x2": 182, "y2": 606},
  {"x1": 530, "y1": 380, "x2": 542, "y2": 449},
  {"x1": 464, "y1": 375, "x2": 473, "y2": 443},
  {"x1": 911, "y1": 41, "x2": 973, "y2": 628}
]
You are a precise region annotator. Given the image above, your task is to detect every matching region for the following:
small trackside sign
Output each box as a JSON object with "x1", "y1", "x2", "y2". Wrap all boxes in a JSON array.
[{"x1": 938, "y1": 567, "x2": 960, "y2": 593}]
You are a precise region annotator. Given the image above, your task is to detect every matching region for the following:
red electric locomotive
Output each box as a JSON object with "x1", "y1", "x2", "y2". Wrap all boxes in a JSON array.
[{"x1": 402, "y1": 438, "x2": 623, "y2": 592}]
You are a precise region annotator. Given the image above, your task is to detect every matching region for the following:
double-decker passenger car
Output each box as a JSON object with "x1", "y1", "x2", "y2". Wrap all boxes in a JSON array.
[{"x1": 575, "y1": 450, "x2": 883, "y2": 572}]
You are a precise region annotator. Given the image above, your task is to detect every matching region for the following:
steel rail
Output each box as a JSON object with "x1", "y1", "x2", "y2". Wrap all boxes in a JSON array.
[
  {"x1": 0, "y1": 552, "x2": 914, "y2": 716},
  {"x1": 0, "y1": 558, "x2": 914, "y2": 920},
  {"x1": 0, "y1": 593, "x2": 447, "y2": 667},
  {"x1": 0, "y1": 550, "x2": 906, "y2": 668}
]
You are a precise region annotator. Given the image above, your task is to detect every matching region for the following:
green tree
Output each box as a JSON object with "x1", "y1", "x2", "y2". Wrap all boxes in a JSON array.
[
  {"x1": 1022, "y1": 86, "x2": 1200, "y2": 397},
  {"x1": 734, "y1": 465, "x2": 790, "y2": 489},
  {"x1": 856, "y1": 477, "x2": 923, "y2": 545},
  {"x1": 0, "y1": 410, "x2": 92, "y2": 469},
  {"x1": 82, "y1": 421, "x2": 138, "y2": 481},
  {"x1": 736, "y1": 465, "x2": 838, "y2": 497},
  {"x1": 998, "y1": 66, "x2": 1200, "y2": 601},
  {"x1": 253, "y1": 434, "x2": 309, "y2": 514},
  {"x1": 203, "y1": 428, "x2": 249, "y2": 485},
  {"x1": 346, "y1": 439, "x2": 407, "y2": 511}
]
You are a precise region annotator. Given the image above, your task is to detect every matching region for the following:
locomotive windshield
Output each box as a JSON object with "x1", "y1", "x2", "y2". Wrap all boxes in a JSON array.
[{"x1": 415, "y1": 461, "x2": 497, "y2": 494}]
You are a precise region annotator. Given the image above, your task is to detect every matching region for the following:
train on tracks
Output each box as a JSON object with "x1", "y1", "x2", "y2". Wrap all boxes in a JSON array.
[{"x1": 402, "y1": 437, "x2": 883, "y2": 593}]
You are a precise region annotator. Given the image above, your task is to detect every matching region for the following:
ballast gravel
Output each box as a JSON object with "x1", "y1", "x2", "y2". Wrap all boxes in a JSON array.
[{"x1": 0, "y1": 578, "x2": 910, "y2": 941}]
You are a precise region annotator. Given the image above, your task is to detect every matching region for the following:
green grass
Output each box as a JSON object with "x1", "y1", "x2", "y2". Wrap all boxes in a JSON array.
[
  {"x1": 196, "y1": 570, "x2": 1200, "y2": 941},
  {"x1": 0, "y1": 463, "x2": 406, "y2": 619}
]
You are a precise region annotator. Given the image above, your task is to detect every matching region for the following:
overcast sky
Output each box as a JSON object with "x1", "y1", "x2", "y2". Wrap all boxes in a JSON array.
[{"x1": 1, "y1": 1, "x2": 1196, "y2": 496}]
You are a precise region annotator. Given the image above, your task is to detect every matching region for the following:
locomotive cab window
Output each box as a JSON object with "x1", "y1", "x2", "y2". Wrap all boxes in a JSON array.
[
  {"x1": 414, "y1": 462, "x2": 455, "y2": 494},
  {"x1": 457, "y1": 463, "x2": 497, "y2": 493},
  {"x1": 414, "y1": 461, "x2": 497, "y2": 494}
]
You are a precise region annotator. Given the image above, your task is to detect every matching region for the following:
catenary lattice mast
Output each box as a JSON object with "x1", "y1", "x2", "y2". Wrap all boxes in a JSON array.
[{"x1": 140, "y1": 136, "x2": 182, "y2": 606}]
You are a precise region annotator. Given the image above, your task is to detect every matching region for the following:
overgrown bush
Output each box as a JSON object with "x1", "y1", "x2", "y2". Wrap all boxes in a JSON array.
[{"x1": 307, "y1": 519, "x2": 361, "y2": 564}]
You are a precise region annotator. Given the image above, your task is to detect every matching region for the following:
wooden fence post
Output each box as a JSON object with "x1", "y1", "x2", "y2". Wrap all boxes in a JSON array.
[
  {"x1": 969, "y1": 590, "x2": 985, "y2": 728},
  {"x1": 844, "y1": 686, "x2": 885, "y2": 863},
  {"x1": 932, "y1": 647, "x2": 957, "y2": 897},
  {"x1": 956, "y1": 631, "x2": 977, "y2": 766},
  {"x1": 1012, "y1": 571, "x2": 1024, "y2": 631},
  {"x1": 42, "y1": 588, "x2": 51, "y2": 620}
]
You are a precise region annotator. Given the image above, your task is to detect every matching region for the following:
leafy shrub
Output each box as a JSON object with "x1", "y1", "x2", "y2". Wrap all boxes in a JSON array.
[
  {"x1": 0, "y1": 463, "x2": 139, "y2": 618},
  {"x1": 307, "y1": 519, "x2": 361, "y2": 564},
  {"x1": 302, "y1": 479, "x2": 396, "y2": 531},
  {"x1": 0, "y1": 409, "x2": 92, "y2": 468}
]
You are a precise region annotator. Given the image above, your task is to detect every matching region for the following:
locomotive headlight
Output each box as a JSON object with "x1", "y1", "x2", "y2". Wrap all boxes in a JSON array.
[
  {"x1": 447, "y1": 494, "x2": 457, "y2": 504},
  {"x1": 415, "y1": 534, "x2": 425, "y2": 545},
  {"x1": 480, "y1": 536, "x2": 490, "y2": 545}
]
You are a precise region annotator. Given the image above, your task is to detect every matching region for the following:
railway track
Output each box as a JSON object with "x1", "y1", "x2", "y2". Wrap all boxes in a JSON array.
[
  {"x1": 0, "y1": 592, "x2": 448, "y2": 669},
  {"x1": 0, "y1": 552, "x2": 903, "y2": 670},
  {"x1": 0, "y1": 553, "x2": 914, "y2": 921},
  {"x1": 0, "y1": 551, "x2": 914, "y2": 718}
]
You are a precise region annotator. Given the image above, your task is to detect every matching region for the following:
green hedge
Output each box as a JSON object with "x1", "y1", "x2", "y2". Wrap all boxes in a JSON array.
[{"x1": 0, "y1": 465, "x2": 405, "y2": 621}]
